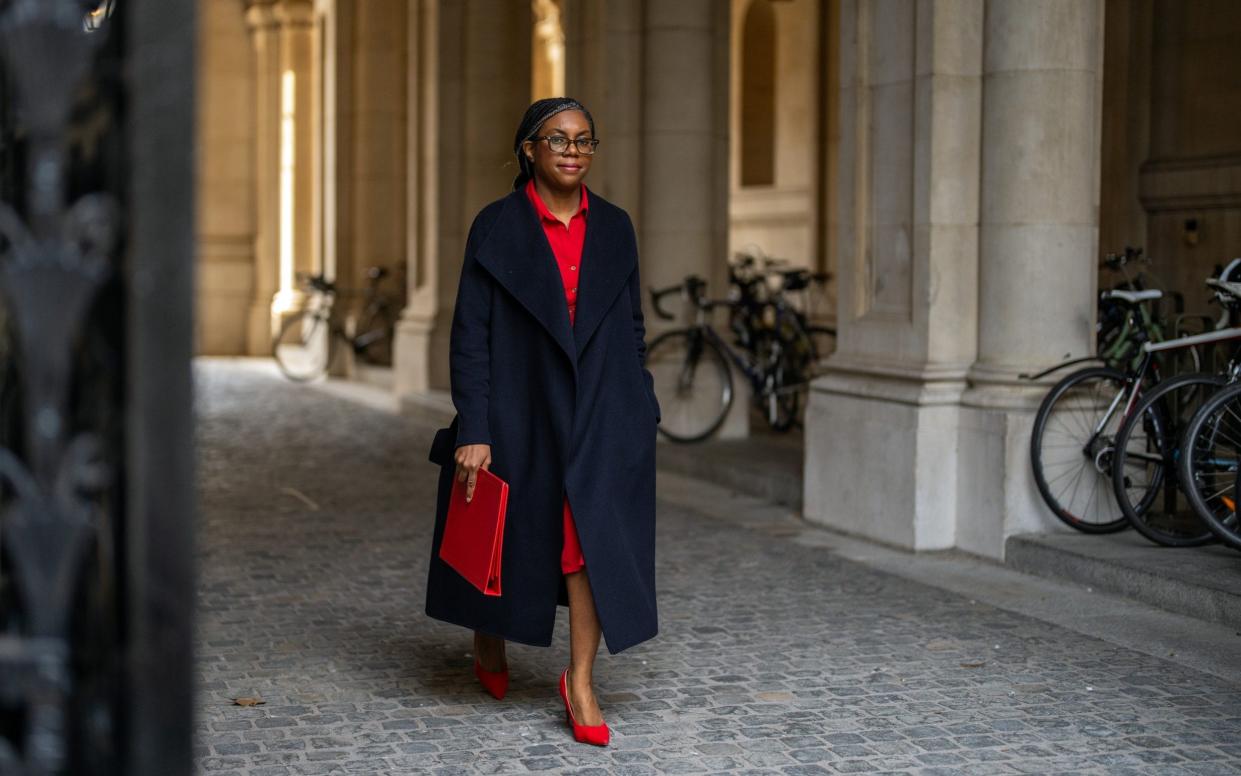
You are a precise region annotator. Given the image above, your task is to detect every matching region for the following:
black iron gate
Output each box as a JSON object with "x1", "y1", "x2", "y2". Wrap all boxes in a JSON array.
[{"x1": 0, "y1": 1, "x2": 195, "y2": 774}]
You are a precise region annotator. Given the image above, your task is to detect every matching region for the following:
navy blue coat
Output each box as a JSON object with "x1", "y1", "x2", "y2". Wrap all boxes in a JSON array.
[{"x1": 424, "y1": 186, "x2": 661, "y2": 655}]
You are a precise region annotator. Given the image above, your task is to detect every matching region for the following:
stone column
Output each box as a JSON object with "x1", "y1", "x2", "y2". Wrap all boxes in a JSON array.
[
  {"x1": 803, "y1": 0, "x2": 985, "y2": 549},
  {"x1": 244, "y1": 0, "x2": 317, "y2": 352},
  {"x1": 956, "y1": 0, "x2": 1104, "y2": 557},
  {"x1": 244, "y1": 0, "x2": 281, "y2": 354},
  {"x1": 639, "y1": 1, "x2": 729, "y2": 307},
  {"x1": 563, "y1": 0, "x2": 643, "y2": 221},
  {"x1": 393, "y1": 0, "x2": 531, "y2": 398},
  {"x1": 639, "y1": 1, "x2": 740, "y2": 436},
  {"x1": 344, "y1": 0, "x2": 406, "y2": 295},
  {"x1": 196, "y1": 0, "x2": 256, "y2": 355},
  {"x1": 271, "y1": 0, "x2": 317, "y2": 316}
]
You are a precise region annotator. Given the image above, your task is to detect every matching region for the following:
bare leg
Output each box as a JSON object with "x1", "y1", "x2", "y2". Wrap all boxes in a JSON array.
[
  {"x1": 565, "y1": 569, "x2": 604, "y2": 725},
  {"x1": 473, "y1": 630, "x2": 507, "y2": 673}
]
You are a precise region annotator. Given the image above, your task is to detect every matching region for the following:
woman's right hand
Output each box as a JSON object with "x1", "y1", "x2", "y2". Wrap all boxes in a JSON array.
[{"x1": 454, "y1": 443, "x2": 492, "y2": 502}]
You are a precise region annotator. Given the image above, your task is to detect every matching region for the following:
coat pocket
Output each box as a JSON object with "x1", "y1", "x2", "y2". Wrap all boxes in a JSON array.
[{"x1": 428, "y1": 416, "x2": 460, "y2": 466}]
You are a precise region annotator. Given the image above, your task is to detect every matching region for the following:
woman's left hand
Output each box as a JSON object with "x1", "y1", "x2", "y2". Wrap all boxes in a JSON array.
[{"x1": 454, "y1": 443, "x2": 492, "y2": 502}]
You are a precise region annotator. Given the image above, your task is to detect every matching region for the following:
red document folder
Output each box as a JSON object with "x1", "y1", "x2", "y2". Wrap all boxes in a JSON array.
[{"x1": 439, "y1": 467, "x2": 509, "y2": 597}]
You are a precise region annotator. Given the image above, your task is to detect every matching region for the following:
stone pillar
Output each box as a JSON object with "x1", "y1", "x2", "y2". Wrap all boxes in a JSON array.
[
  {"x1": 196, "y1": 0, "x2": 256, "y2": 355},
  {"x1": 639, "y1": 1, "x2": 741, "y2": 436},
  {"x1": 344, "y1": 0, "x2": 406, "y2": 295},
  {"x1": 245, "y1": 0, "x2": 281, "y2": 354},
  {"x1": 956, "y1": 0, "x2": 1104, "y2": 557},
  {"x1": 244, "y1": 0, "x2": 318, "y2": 353},
  {"x1": 563, "y1": 0, "x2": 643, "y2": 221},
  {"x1": 639, "y1": 1, "x2": 730, "y2": 310},
  {"x1": 803, "y1": 0, "x2": 984, "y2": 549},
  {"x1": 271, "y1": 0, "x2": 317, "y2": 315},
  {"x1": 393, "y1": 0, "x2": 531, "y2": 398}
]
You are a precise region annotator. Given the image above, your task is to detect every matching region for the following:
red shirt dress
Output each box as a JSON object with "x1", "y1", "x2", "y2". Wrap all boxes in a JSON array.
[{"x1": 525, "y1": 179, "x2": 589, "y2": 575}]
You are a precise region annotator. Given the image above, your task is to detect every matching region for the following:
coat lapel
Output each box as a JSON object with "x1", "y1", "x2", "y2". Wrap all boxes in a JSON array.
[
  {"x1": 472, "y1": 190, "x2": 577, "y2": 368},
  {"x1": 573, "y1": 191, "x2": 636, "y2": 359}
]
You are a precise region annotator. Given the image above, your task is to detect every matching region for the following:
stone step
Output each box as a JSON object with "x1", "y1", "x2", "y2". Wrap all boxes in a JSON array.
[
  {"x1": 655, "y1": 426, "x2": 804, "y2": 511},
  {"x1": 1005, "y1": 531, "x2": 1241, "y2": 629},
  {"x1": 351, "y1": 362, "x2": 394, "y2": 391}
]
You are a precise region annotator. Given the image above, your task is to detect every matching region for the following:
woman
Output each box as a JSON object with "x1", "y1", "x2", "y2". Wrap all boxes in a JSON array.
[{"x1": 424, "y1": 97, "x2": 661, "y2": 746}]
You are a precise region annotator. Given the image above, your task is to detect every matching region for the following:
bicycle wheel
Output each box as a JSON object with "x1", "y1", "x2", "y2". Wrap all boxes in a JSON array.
[
  {"x1": 1030, "y1": 366, "x2": 1131, "y2": 533},
  {"x1": 646, "y1": 328, "x2": 733, "y2": 443},
  {"x1": 273, "y1": 310, "x2": 333, "y2": 382},
  {"x1": 1112, "y1": 373, "x2": 1220, "y2": 547},
  {"x1": 1179, "y1": 382, "x2": 1241, "y2": 551}
]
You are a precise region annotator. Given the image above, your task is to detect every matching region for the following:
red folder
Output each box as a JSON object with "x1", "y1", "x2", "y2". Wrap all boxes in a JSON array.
[{"x1": 439, "y1": 467, "x2": 509, "y2": 597}]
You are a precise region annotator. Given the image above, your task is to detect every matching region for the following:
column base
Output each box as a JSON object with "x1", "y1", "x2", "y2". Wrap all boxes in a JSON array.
[
  {"x1": 955, "y1": 366, "x2": 1071, "y2": 560},
  {"x1": 803, "y1": 357, "x2": 968, "y2": 551},
  {"x1": 393, "y1": 307, "x2": 452, "y2": 398}
]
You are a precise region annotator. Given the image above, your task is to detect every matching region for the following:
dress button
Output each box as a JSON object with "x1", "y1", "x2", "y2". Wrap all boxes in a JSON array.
[
  {"x1": 570, "y1": 265, "x2": 576, "y2": 271},
  {"x1": 571, "y1": 287, "x2": 577, "y2": 293}
]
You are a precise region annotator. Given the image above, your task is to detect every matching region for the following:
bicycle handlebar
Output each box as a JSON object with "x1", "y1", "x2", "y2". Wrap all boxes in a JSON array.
[
  {"x1": 649, "y1": 283, "x2": 683, "y2": 320},
  {"x1": 1206, "y1": 278, "x2": 1241, "y2": 300},
  {"x1": 648, "y1": 275, "x2": 738, "y2": 320}
]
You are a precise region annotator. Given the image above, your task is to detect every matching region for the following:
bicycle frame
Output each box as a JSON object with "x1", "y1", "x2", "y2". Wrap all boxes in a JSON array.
[
  {"x1": 691, "y1": 324, "x2": 757, "y2": 386},
  {"x1": 1087, "y1": 327, "x2": 1241, "y2": 449}
]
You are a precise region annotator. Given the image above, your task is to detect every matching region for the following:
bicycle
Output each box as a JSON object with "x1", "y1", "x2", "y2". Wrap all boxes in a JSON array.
[
  {"x1": 1029, "y1": 282, "x2": 1231, "y2": 534},
  {"x1": 272, "y1": 266, "x2": 402, "y2": 382},
  {"x1": 1108, "y1": 272, "x2": 1241, "y2": 547},
  {"x1": 1096, "y1": 247, "x2": 1197, "y2": 373},
  {"x1": 645, "y1": 274, "x2": 806, "y2": 442},
  {"x1": 728, "y1": 252, "x2": 836, "y2": 370},
  {"x1": 1175, "y1": 273, "x2": 1241, "y2": 553}
]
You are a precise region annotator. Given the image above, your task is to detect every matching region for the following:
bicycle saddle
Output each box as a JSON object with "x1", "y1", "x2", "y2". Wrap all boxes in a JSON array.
[
  {"x1": 1100, "y1": 289, "x2": 1162, "y2": 304},
  {"x1": 1206, "y1": 278, "x2": 1241, "y2": 300}
]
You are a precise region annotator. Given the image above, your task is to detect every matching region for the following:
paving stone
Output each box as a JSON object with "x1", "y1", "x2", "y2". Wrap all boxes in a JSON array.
[{"x1": 194, "y1": 362, "x2": 1241, "y2": 775}]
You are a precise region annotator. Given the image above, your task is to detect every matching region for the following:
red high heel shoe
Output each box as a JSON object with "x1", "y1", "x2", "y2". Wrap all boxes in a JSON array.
[
  {"x1": 473, "y1": 633, "x2": 508, "y2": 700},
  {"x1": 474, "y1": 658, "x2": 509, "y2": 700},
  {"x1": 558, "y1": 667, "x2": 609, "y2": 746}
]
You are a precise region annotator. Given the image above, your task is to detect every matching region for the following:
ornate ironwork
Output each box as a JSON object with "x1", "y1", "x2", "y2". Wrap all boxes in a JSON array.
[
  {"x1": 0, "y1": 0, "x2": 194, "y2": 773},
  {"x1": 0, "y1": 2, "x2": 118, "y2": 773}
]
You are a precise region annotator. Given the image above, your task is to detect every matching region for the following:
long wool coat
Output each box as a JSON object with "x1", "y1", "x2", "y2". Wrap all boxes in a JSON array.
[{"x1": 424, "y1": 185, "x2": 661, "y2": 655}]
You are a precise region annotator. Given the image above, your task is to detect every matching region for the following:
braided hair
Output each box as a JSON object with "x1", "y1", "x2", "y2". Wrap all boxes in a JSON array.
[{"x1": 512, "y1": 97, "x2": 596, "y2": 190}]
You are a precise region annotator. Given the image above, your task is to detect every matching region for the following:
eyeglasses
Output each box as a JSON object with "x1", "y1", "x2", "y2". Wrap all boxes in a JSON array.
[{"x1": 530, "y1": 136, "x2": 600, "y2": 155}]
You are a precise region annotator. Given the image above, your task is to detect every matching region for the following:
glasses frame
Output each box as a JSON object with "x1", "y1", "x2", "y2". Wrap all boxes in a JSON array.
[{"x1": 530, "y1": 135, "x2": 600, "y2": 155}]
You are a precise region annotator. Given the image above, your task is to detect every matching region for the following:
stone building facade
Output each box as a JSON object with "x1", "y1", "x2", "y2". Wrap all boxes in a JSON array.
[{"x1": 195, "y1": 0, "x2": 1241, "y2": 560}]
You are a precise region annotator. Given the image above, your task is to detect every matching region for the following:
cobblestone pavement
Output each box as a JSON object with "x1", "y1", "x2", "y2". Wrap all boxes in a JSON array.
[{"x1": 195, "y1": 360, "x2": 1241, "y2": 776}]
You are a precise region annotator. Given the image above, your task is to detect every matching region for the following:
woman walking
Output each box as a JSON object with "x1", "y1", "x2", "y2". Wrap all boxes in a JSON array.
[{"x1": 424, "y1": 97, "x2": 661, "y2": 746}]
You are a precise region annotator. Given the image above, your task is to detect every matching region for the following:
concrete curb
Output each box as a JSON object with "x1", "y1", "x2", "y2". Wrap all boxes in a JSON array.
[
  {"x1": 1005, "y1": 533, "x2": 1241, "y2": 629},
  {"x1": 655, "y1": 434, "x2": 803, "y2": 511}
]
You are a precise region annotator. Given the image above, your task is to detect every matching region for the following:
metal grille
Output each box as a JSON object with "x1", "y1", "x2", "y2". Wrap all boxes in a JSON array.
[{"x1": 0, "y1": 1, "x2": 194, "y2": 774}]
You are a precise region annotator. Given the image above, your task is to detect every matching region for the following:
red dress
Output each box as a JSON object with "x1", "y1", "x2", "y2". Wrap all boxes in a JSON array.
[{"x1": 525, "y1": 179, "x2": 589, "y2": 574}]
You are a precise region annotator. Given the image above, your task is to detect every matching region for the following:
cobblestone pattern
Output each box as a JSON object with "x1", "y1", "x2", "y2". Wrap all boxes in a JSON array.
[{"x1": 195, "y1": 362, "x2": 1241, "y2": 775}]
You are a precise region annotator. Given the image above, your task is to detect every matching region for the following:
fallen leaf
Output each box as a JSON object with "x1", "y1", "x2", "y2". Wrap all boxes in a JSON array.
[
  {"x1": 959, "y1": 661, "x2": 986, "y2": 668},
  {"x1": 232, "y1": 697, "x2": 265, "y2": 707}
]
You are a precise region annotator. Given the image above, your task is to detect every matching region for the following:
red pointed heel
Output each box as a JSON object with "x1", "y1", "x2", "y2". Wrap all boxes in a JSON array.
[
  {"x1": 558, "y1": 667, "x2": 609, "y2": 746},
  {"x1": 474, "y1": 658, "x2": 509, "y2": 700}
]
